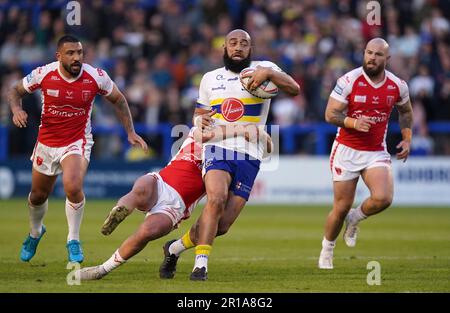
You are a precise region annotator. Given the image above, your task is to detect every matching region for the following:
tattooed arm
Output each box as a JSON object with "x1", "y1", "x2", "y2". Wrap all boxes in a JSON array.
[
  {"x1": 395, "y1": 99, "x2": 414, "y2": 162},
  {"x1": 397, "y1": 99, "x2": 413, "y2": 130},
  {"x1": 8, "y1": 81, "x2": 29, "y2": 128},
  {"x1": 325, "y1": 96, "x2": 375, "y2": 132},
  {"x1": 105, "y1": 84, "x2": 148, "y2": 151}
]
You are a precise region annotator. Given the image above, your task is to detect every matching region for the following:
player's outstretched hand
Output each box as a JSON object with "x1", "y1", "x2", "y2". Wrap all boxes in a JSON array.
[
  {"x1": 196, "y1": 109, "x2": 217, "y2": 130},
  {"x1": 396, "y1": 140, "x2": 410, "y2": 162},
  {"x1": 355, "y1": 117, "x2": 376, "y2": 132},
  {"x1": 12, "y1": 109, "x2": 28, "y2": 128},
  {"x1": 128, "y1": 132, "x2": 148, "y2": 152}
]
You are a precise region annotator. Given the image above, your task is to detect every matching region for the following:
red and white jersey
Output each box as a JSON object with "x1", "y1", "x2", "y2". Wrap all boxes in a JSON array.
[
  {"x1": 330, "y1": 67, "x2": 410, "y2": 151},
  {"x1": 159, "y1": 128, "x2": 205, "y2": 211},
  {"x1": 22, "y1": 61, "x2": 114, "y2": 147}
]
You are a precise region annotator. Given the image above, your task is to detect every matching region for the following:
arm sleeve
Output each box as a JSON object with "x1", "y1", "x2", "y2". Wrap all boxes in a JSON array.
[
  {"x1": 22, "y1": 67, "x2": 45, "y2": 93},
  {"x1": 196, "y1": 74, "x2": 210, "y2": 110},
  {"x1": 396, "y1": 80, "x2": 410, "y2": 106},
  {"x1": 329, "y1": 76, "x2": 352, "y2": 104},
  {"x1": 96, "y1": 68, "x2": 114, "y2": 96}
]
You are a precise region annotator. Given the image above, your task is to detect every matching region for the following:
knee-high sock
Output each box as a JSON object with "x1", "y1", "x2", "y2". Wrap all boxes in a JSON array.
[
  {"x1": 65, "y1": 197, "x2": 85, "y2": 241},
  {"x1": 28, "y1": 194, "x2": 48, "y2": 238}
]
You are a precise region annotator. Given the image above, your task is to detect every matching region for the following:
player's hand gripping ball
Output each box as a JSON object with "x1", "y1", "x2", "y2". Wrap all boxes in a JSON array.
[{"x1": 239, "y1": 67, "x2": 278, "y2": 99}]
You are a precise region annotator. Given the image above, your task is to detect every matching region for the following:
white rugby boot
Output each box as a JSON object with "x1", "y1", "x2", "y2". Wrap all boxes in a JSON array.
[
  {"x1": 318, "y1": 249, "x2": 334, "y2": 269},
  {"x1": 77, "y1": 265, "x2": 108, "y2": 280},
  {"x1": 318, "y1": 237, "x2": 335, "y2": 269}
]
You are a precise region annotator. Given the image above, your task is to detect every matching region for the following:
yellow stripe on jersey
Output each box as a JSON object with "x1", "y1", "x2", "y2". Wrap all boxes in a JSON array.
[
  {"x1": 213, "y1": 113, "x2": 261, "y2": 123},
  {"x1": 210, "y1": 98, "x2": 263, "y2": 105}
]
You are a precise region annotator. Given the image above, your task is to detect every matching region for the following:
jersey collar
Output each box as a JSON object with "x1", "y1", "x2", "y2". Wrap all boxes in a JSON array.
[
  {"x1": 57, "y1": 62, "x2": 84, "y2": 83},
  {"x1": 361, "y1": 67, "x2": 387, "y2": 89}
]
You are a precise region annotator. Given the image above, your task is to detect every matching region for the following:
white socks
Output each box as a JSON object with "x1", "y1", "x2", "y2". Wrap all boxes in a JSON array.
[
  {"x1": 322, "y1": 237, "x2": 336, "y2": 252},
  {"x1": 169, "y1": 239, "x2": 187, "y2": 256},
  {"x1": 102, "y1": 249, "x2": 126, "y2": 273},
  {"x1": 348, "y1": 205, "x2": 368, "y2": 225},
  {"x1": 66, "y1": 197, "x2": 85, "y2": 242},
  {"x1": 194, "y1": 254, "x2": 209, "y2": 271},
  {"x1": 28, "y1": 195, "x2": 48, "y2": 238}
]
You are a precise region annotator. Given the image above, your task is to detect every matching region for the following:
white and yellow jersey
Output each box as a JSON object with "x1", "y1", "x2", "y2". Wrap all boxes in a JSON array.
[{"x1": 196, "y1": 60, "x2": 281, "y2": 160}]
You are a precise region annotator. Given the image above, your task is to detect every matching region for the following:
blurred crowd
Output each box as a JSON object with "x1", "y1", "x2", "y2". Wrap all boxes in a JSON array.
[{"x1": 0, "y1": 0, "x2": 449, "y2": 159}]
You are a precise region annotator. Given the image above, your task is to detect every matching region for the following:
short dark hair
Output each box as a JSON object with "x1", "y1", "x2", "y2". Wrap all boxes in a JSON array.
[{"x1": 57, "y1": 35, "x2": 80, "y2": 49}]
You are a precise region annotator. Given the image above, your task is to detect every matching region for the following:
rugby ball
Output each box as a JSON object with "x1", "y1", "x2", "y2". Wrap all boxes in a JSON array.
[{"x1": 239, "y1": 67, "x2": 278, "y2": 99}]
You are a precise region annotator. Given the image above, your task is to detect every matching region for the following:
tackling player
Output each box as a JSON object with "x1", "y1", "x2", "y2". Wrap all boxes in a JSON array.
[
  {"x1": 7, "y1": 35, "x2": 147, "y2": 263},
  {"x1": 76, "y1": 125, "x2": 272, "y2": 280},
  {"x1": 318, "y1": 38, "x2": 414, "y2": 269}
]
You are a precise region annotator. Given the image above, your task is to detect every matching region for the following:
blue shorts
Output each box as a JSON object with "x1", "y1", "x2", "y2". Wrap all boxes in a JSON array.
[{"x1": 203, "y1": 145, "x2": 260, "y2": 201}]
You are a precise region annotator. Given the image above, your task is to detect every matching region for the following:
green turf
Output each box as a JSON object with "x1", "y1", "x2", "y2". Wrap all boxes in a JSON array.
[{"x1": 0, "y1": 199, "x2": 449, "y2": 292}]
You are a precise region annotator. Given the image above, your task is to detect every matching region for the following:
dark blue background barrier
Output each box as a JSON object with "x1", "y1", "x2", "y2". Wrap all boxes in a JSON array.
[
  {"x1": 2, "y1": 122, "x2": 450, "y2": 162},
  {"x1": 0, "y1": 159, "x2": 165, "y2": 199}
]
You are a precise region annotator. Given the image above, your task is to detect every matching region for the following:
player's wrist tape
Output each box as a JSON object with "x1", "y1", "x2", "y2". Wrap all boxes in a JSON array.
[
  {"x1": 344, "y1": 117, "x2": 357, "y2": 129},
  {"x1": 193, "y1": 115, "x2": 202, "y2": 128},
  {"x1": 401, "y1": 128, "x2": 412, "y2": 142}
]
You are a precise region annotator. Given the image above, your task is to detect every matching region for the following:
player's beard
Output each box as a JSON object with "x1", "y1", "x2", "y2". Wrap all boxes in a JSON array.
[
  {"x1": 363, "y1": 60, "x2": 384, "y2": 78},
  {"x1": 223, "y1": 49, "x2": 252, "y2": 73},
  {"x1": 62, "y1": 61, "x2": 82, "y2": 77}
]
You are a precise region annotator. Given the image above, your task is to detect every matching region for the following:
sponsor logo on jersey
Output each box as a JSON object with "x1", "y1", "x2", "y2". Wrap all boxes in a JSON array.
[
  {"x1": 83, "y1": 79, "x2": 93, "y2": 84},
  {"x1": 387, "y1": 84, "x2": 396, "y2": 90},
  {"x1": 65, "y1": 90, "x2": 74, "y2": 99},
  {"x1": 216, "y1": 74, "x2": 225, "y2": 80},
  {"x1": 47, "y1": 104, "x2": 86, "y2": 118},
  {"x1": 387, "y1": 95, "x2": 395, "y2": 106},
  {"x1": 221, "y1": 98, "x2": 245, "y2": 122},
  {"x1": 372, "y1": 96, "x2": 379, "y2": 104},
  {"x1": 334, "y1": 84, "x2": 343, "y2": 95},
  {"x1": 47, "y1": 89, "x2": 59, "y2": 97},
  {"x1": 354, "y1": 95, "x2": 366, "y2": 103},
  {"x1": 212, "y1": 84, "x2": 226, "y2": 91},
  {"x1": 358, "y1": 81, "x2": 367, "y2": 87},
  {"x1": 50, "y1": 75, "x2": 60, "y2": 81},
  {"x1": 82, "y1": 90, "x2": 92, "y2": 102},
  {"x1": 227, "y1": 77, "x2": 238, "y2": 81},
  {"x1": 352, "y1": 109, "x2": 387, "y2": 123},
  {"x1": 26, "y1": 73, "x2": 33, "y2": 83}
]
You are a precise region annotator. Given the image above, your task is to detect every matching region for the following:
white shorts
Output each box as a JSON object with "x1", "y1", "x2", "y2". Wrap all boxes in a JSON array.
[
  {"x1": 144, "y1": 173, "x2": 189, "y2": 227},
  {"x1": 330, "y1": 140, "x2": 391, "y2": 181},
  {"x1": 30, "y1": 135, "x2": 94, "y2": 176}
]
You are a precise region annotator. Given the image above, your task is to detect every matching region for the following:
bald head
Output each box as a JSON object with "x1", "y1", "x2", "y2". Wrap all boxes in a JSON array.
[
  {"x1": 366, "y1": 37, "x2": 390, "y2": 56},
  {"x1": 363, "y1": 37, "x2": 390, "y2": 79},
  {"x1": 225, "y1": 29, "x2": 252, "y2": 43},
  {"x1": 223, "y1": 29, "x2": 252, "y2": 73}
]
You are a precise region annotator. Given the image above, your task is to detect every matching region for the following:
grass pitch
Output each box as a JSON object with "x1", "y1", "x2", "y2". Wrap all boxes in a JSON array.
[{"x1": 0, "y1": 199, "x2": 449, "y2": 293}]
